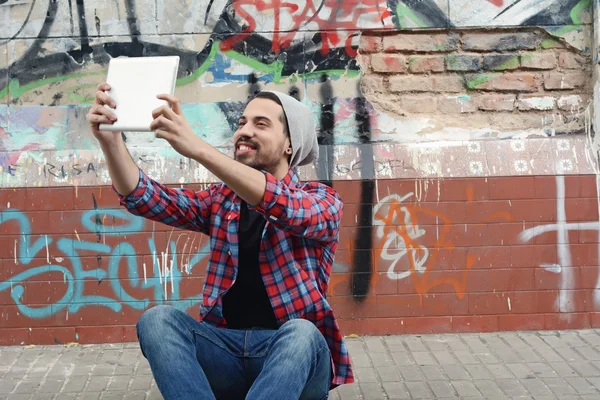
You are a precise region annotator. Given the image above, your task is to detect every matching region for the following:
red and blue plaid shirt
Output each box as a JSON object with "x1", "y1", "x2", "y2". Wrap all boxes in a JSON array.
[{"x1": 116, "y1": 167, "x2": 354, "y2": 387}]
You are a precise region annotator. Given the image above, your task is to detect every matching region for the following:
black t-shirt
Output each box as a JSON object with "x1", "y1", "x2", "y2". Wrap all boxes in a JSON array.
[{"x1": 222, "y1": 201, "x2": 279, "y2": 330}]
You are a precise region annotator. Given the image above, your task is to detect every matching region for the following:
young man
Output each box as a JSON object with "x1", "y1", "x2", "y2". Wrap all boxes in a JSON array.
[{"x1": 86, "y1": 84, "x2": 353, "y2": 399}]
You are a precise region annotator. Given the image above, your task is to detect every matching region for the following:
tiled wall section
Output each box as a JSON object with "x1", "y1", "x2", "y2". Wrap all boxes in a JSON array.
[{"x1": 1, "y1": 174, "x2": 599, "y2": 344}]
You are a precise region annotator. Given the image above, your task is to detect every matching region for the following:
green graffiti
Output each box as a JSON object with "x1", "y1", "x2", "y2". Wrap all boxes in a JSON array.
[
  {"x1": 175, "y1": 41, "x2": 220, "y2": 87},
  {"x1": 541, "y1": 38, "x2": 563, "y2": 49},
  {"x1": 2, "y1": 71, "x2": 107, "y2": 102},
  {"x1": 394, "y1": 2, "x2": 427, "y2": 28},
  {"x1": 466, "y1": 74, "x2": 493, "y2": 89},
  {"x1": 494, "y1": 56, "x2": 519, "y2": 70},
  {"x1": 571, "y1": 0, "x2": 591, "y2": 25}
]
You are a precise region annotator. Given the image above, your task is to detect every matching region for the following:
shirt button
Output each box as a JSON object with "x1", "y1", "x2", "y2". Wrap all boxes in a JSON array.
[{"x1": 228, "y1": 250, "x2": 231, "y2": 255}]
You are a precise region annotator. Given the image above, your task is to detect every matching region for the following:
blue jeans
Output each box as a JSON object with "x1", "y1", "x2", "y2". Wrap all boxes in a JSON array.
[{"x1": 136, "y1": 305, "x2": 332, "y2": 400}]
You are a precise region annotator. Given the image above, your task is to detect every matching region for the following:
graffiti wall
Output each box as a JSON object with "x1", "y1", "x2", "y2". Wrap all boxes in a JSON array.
[{"x1": 1, "y1": 0, "x2": 599, "y2": 344}]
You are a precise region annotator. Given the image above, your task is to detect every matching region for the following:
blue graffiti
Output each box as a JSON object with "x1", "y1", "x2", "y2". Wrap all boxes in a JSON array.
[{"x1": 0, "y1": 209, "x2": 209, "y2": 319}]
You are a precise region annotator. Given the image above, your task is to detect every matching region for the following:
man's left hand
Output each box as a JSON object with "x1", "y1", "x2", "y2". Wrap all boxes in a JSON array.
[{"x1": 151, "y1": 94, "x2": 203, "y2": 160}]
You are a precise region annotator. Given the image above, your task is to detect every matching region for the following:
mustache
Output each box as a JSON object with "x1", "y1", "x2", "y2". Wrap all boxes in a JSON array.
[{"x1": 235, "y1": 137, "x2": 259, "y2": 149}]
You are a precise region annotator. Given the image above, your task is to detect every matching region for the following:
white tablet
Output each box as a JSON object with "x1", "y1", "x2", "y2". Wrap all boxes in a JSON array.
[{"x1": 99, "y1": 56, "x2": 180, "y2": 132}]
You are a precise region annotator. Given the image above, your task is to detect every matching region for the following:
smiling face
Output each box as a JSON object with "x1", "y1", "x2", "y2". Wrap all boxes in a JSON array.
[{"x1": 233, "y1": 96, "x2": 291, "y2": 179}]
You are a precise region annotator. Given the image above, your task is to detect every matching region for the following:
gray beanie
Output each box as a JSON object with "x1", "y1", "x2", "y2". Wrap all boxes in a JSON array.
[{"x1": 262, "y1": 90, "x2": 319, "y2": 168}]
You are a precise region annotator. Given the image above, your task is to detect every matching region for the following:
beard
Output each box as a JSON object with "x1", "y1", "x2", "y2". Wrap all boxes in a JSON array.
[{"x1": 234, "y1": 142, "x2": 284, "y2": 173}]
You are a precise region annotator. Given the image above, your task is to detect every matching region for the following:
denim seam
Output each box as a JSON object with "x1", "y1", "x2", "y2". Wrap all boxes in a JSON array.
[{"x1": 192, "y1": 328, "x2": 242, "y2": 357}]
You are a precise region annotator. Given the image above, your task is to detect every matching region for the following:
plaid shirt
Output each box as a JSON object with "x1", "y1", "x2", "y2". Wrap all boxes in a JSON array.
[{"x1": 116, "y1": 167, "x2": 354, "y2": 387}]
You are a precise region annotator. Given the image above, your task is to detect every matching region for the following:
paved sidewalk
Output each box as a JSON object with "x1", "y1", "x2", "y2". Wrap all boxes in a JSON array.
[{"x1": 3, "y1": 330, "x2": 600, "y2": 399}]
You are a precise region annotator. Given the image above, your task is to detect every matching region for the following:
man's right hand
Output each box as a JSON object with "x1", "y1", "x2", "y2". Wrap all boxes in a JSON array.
[{"x1": 86, "y1": 83, "x2": 119, "y2": 142}]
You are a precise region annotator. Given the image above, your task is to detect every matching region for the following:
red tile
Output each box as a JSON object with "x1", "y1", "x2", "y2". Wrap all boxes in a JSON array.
[
  {"x1": 467, "y1": 246, "x2": 511, "y2": 269},
  {"x1": 28, "y1": 327, "x2": 77, "y2": 345},
  {"x1": 75, "y1": 325, "x2": 124, "y2": 344},
  {"x1": 579, "y1": 175, "x2": 598, "y2": 198},
  {"x1": 580, "y1": 266, "x2": 600, "y2": 289},
  {"x1": 372, "y1": 272, "x2": 398, "y2": 295},
  {"x1": 590, "y1": 312, "x2": 600, "y2": 328},
  {"x1": 467, "y1": 269, "x2": 535, "y2": 292},
  {"x1": 468, "y1": 293, "x2": 511, "y2": 315},
  {"x1": 376, "y1": 294, "x2": 422, "y2": 318},
  {"x1": 489, "y1": 177, "x2": 535, "y2": 200},
  {"x1": 413, "y1": 202, "x2": 466, "y2": 225},
  {"x1": 483, "y1": 223, "x2": 530, "y2": 246},
  {"x1": 536, "y1": 267, "x2": 580, "y2": 290},
  {"x1": 565, "y1": 198, "x2": 600, "y2": 221},
  {"x1": 465, "y1": 201, "x2": 511, "y2": 224},
  {"x1": 422, "y1": 293, "x2": 468, "y2": 316},
  {"x1": 499, "y1": 314, "x2": 545, "y2": 331},
  {"x1": 535, "y1": 175, "x2": 579, "y2": 199},
  {"x1": 338, "y1": 318, "x2": 405, "y2": 335},
  {"x1": 0, "y1": 328, "x2": 29, "y2": 345},
  {"x1": 559, "y1": 289, "x2": 594, "y2": 312},
  {"x1": 511, "y1": 199, "x2": 557, "y2": 222},
  {"x1": 25, "y1": 187, "x2": 74, "y2": 211},
  {"x1": 571, "y1": 244, "x2": 600, "y2": 266},
  {"x1": 328, "y1": 296, "x2": 377, "y2": 319},
  {"x1": 545, "y1": 313, "x2": 591, "y2": 330},
  {"x1": 404, "y1": 317, "x2": 453, "y2": 334},
  {"x1": 579, "y1": 230, "x2": 599, "y2": 244},
  {"x1": 511, "y1": 245, "x2": 558, "y2": 268},
  {"x1": 452, "y1": 315, "x2": 498, "y2": 333},
  {"x1": 73, "y1": 186, "x2": 121, "y2": 210},
  {"x1": 511, "y1": 291, "x2": 559, "y2": 313},
  {"x1": 123, "y1": 325, "x2": 139, "y2": 343},
  {"x1": 439, "y1": 178, "x2": 489, "y2": 202},
  {"x1": 0, "y1": 189, "x2": 27, "y2": 211}
]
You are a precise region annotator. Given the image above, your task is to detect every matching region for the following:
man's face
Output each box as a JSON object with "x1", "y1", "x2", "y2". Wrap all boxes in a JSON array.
[{"x1": 233, "y1": 98, "x2": 290, "y2": 172}]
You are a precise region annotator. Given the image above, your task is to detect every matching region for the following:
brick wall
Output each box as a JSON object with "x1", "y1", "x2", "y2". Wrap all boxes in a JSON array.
[
  {"x1": 1, "y1": 172, "x2": 600, "y2": 344},
  {"x1": 358, "y1": 29, "x2": 591, "y2": 133}
]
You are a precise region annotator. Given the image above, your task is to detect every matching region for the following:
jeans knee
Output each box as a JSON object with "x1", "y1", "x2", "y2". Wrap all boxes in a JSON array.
[
  {"x1": 136, "y1": 305, "x2": 179, "y2": 340},
  {"x1": 278, "y1": 319, "x2": 326, "y2": 352}
]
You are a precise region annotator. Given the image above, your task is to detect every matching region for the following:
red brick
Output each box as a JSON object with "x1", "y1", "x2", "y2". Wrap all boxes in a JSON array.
[
  {"x1": 0, "y1": 328, "x2": 29, "y2": 345},
  {"x1": 511, "y1": 199, "x2": 557, "y2": 222},
  {"x1": 466, "y1": 246, "x2": 511, "y2": 269},
  {"x1": 422, "y1": 293, "x2": 468, "y2": 316},
  {"x1": 543, "y1": 72, "x2": 588, "y2": 90},
  {"x1": 531, "y1": 228, "x2": 579, "y2": 246},
  {"x1": 534, "y1": 175, "x2": 579, "y2": 199},
  {"x1": 404, "y1": 317, "x2": 453, "y2": 334},
  {"x1": 476, "y1": 94, "x2": 516, "y2": 111},
  {"x1": 73, "y1": 186, "x2": 121, "y2": 210},
  {"x1": 339, "y1": 318, "x2": 405, "y2": 335},
  {"x1": 559, "y1": 52, "x2": 587, "y2": 69},
  {"x1": 452, "y1": 315, "x2": 498, "y2": 333},
  {"x1": 483, "y1": 54, "x2": 520, "y2": 70},
  {"x1": 545, "y1": 313, "x2": 591, "y2": 330},
  {"x1": 446, "y1": 54, "x2": 481, "y2": 71},
  {"x1": 359, "y1": 35, "x2": 382, "y2": 53},
  {"x1": 466, "y1": 73, "x2": 538, "y2": 92},
  {"x1": 520, "y1": 52, "x2": 557, "y2": 69},
  {"x1": 565, "y1": 198, "x2": 599, "y2": 221},
  {"x1": 444, "y1": 223, "x2": 486, "y2": 247},
  {"x1": 399, "y1": 95, "x2": 438, "y2": 113},
  {"x1": 467, "y1": 269, "x2": 534, "y2": 292},
  {"x1": 333, "y1": 181, "x2": 374, "y2": 204},
  {"x1": 499, "y1": 314, "x2": 546, "y2": 331},
  {"x1": 0, "y1": 211, "x2": 50, "y2": 235},
  {"x1": 462, "y1": 32, "x2": 539, "y2": 51},
  {"x1": 25, "y1": 187, "x2": 74, "y2": 211},
  {"x1": 360, "y1": 75, "x2": 386, "y2": 94},
  {"x1": 370, "y1": 54, "x2": 407, "y2": 73},
  {"x1": 376, "y1": 294, "x2": 422, "y2": 317},
  {"x1": 389, "y1": 75, "x2": 464, "y2": 93},
  {"x1": 0, "y1": 189, "x2": 27, "y2": 211},
  {"x1": 465, "y1": 201, "x2": 511, "y2": 224},
  {"x1": 430, "y1": 248, "x2": 467, "y2": 270},
  {"x1": 383, "y1": 33, "x2": 459, "y2": 52},
  {"x1": 483, "y1": 223, "x2": 532, "y2": 246},
  {"x1": 29, "y1": 327, "x2": 77, "y2": 345},
  {"x1": 511, "y1": 245, "x2": 557, "y2": 268},
  {"x1": 560, "y1": 289, "x2": 593, "y2": 312},
  {"x1": 580, "y1": 175, "x2": 598, "y2": 197},
  {"x1": 489, "y1": 177, "x2": 535, "y2": 199},
  {"x1": 408, "y1": 56, "x2": 445, "y2": 73},
  {"x1": 536, "y1": 266, "x2": 580, "y2": 290}
]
